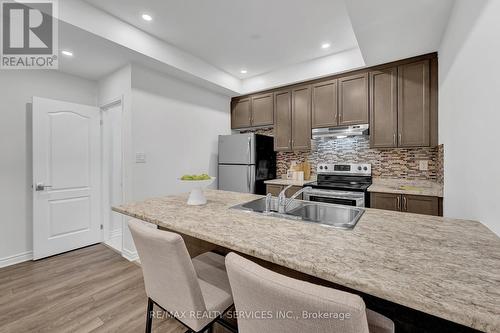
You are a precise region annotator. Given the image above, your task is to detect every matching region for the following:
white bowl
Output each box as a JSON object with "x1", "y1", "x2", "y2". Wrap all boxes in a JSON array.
[{"x1": 178, "y1": 177, "x2": 216, "y2": 205}]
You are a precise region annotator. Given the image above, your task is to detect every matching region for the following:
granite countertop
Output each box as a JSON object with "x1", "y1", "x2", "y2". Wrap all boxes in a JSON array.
[
  {"x1": 368, "y1": 178, "x2": 444, "y2": 197},
  {"x1": 264, "y1": 178, "x2": 315, "y2": 187},
  {"x1": 113, "y1": 190, "x2": 500, "y2": 333}
]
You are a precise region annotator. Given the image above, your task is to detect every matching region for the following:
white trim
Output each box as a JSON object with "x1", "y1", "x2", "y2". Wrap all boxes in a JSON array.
[
  {"x1": 100, "y1": 97, "x2": 125, "y2": 244},
  {"x1": 121, "y1": 248, "x2": 138, "y2": 262},
  {"x1": 0, "y1": 251, "x2": 33, "y2": 268},
  {"x1": 104, "y1": 228, "x2": 122, "y2": 252}
]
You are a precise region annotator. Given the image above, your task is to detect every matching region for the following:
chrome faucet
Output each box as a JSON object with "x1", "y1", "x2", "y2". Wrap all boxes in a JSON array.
[
  {"x1": 264, "y1": 193, "x2": 273, "y2": 213},
  {"x1": 278, "y1": 185, "x2": 312, "y2": 214}
]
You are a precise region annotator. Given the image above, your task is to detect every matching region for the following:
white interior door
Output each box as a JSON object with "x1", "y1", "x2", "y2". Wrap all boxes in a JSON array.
[{"x1": 33, "y1": 97, "x2": 102, "y2": 260}]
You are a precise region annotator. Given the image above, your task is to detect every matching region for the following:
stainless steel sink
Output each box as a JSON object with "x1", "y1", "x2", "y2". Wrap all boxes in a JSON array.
[
  {"x1": 232, "y1": 197, "x2": 364, "y2": 230},
  {"x1": 287, "y1": 203, "x2": 364, "y2": 230}
]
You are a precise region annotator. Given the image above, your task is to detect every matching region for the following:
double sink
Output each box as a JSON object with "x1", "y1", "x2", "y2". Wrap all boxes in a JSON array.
[{"x1": 232, "y1": 196, "x2": 364, "y2": 230}]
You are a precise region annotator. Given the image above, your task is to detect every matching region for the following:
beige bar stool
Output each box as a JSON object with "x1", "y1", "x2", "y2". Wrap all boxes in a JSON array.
[
  {"x1": 226, "y1": 252, "x2": 395, "y2": 333},
  {"x1": 128, "y1": 220, "x2": 237, "y2": 333}
]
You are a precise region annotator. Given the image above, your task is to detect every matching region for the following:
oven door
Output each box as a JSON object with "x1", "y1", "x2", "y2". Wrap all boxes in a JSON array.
[{"x1": 304, "y1": 189, "x2": 365, "y2": 207}]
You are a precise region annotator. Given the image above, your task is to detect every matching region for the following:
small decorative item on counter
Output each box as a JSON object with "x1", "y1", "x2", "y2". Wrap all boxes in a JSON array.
[
  {"x1": 302, "y1": 161, "x2": 311, "y2": 180},
  {"x1": 179, "y1": 174, "x2": 216, "y2": 205},
  {"x1": 293, "y1": 171, "x2": 304, "y2": 181}
]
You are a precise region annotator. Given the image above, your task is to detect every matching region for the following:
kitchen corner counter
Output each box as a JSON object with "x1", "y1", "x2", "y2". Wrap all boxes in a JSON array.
[
  {"x1": 113, "y1": 190, "x2": 500, "y2": 332},
  {"x1": 264, "y1": 178, "x2": 315, "y2": 187},
  {"x1": 368, "y1": 178, "x2": 444, "y2": 197}
]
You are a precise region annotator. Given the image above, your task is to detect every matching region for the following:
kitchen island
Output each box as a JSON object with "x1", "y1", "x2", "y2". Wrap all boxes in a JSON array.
[{"x1": 113, "y1": 190, "x2": 500, "y2": 333}]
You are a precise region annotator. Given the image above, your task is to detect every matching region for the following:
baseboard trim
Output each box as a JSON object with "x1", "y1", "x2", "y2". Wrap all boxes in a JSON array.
[
  {"x1": 0, "y1": 251, "x2": 33, "y2": 268},
  {"x1": 122, "y1": 248, "x2": 138, "y2": 262}
]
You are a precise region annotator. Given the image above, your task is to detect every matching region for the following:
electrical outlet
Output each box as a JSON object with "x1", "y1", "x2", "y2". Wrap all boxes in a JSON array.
[
  {"x1": 135, "y1": 152, "x2": 146, "y2": 163},
  {"x1": 419, "y1": 160, "x2": 429, "y2": 171}
]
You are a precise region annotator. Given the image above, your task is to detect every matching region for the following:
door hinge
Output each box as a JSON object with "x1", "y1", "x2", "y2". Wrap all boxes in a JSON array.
[{"x1": 100, "y1": 224, "x2": 103, "y2": 230}]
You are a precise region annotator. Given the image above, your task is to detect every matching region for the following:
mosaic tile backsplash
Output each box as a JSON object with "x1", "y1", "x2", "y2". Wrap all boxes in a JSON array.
[{"x1": 246, "y1": 128, "x2": 444, "y2": 183}]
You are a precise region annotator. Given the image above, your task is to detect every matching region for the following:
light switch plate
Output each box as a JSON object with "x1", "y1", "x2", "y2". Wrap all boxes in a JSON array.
[
  {"x1": 135, "y1": 152, "x2": 146, "y2": 163},
  {"x1": 419, "y1": 160, "x2": 429, "y2": 171}
]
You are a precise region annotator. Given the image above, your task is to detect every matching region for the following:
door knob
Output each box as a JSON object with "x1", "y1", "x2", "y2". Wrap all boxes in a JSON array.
[{"x1": 35, "y1": 183, "x2": 53, "y2": 191}]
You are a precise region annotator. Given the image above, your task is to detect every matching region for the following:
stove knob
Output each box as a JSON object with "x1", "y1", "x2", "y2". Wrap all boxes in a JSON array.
[
  {"x1": 319, "y1": 166, "x2": 323, "y2": 170},
  {"x1": 324, "y1": 166, "x2": 328, "y2": 170},
  {"x1": 363, "y1": 166, "x2": 368, "y2": 171},
  {"x1": 358, "y1": 166, "x2": 362, "y2": 171}
]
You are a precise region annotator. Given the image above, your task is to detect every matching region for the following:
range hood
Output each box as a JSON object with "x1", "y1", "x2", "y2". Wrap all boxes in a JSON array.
[{"x1": 312, "y1": 124, "x2": 369, "y2": 139}]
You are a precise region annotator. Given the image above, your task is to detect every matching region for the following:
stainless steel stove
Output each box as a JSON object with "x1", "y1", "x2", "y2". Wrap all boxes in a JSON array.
[{"x1": 305, "y1": 163, "x2": 372, "y2": 207}]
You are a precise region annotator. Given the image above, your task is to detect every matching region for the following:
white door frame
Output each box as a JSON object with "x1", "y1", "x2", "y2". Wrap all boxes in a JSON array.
[{"x1": 100, "y1": 97, "x2": 125, "y2": 245}]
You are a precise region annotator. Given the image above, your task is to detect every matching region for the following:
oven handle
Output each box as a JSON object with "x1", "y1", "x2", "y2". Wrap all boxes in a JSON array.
[{"x1": 305, "y1": 189, "x2": 365, "y2": 198}]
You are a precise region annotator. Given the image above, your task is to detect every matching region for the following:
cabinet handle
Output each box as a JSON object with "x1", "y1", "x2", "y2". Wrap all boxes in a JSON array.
[
  {"x1": 398, "y1": 133, "x2": 402, "y2": 144},
  {"x1": 403, "y1": 196, "x2": 408, "y2": 211},
  {"x1": 393, "y1": 133, "x2": 396, "y2": 145},
  {"x1": 397, "y1": 196, "x2": 401, "y2": 210}
]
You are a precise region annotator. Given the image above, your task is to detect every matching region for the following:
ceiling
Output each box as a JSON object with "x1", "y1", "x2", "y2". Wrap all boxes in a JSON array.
[
  {"x1": 82, "y1": 0, "x2": 359, "y2": 79},
  {"x1": 56, "y1": 0, "x2": 455, "y2": 95},
  {"x1": 59, "y1": 21, "x2": 132, "y2": 80}
]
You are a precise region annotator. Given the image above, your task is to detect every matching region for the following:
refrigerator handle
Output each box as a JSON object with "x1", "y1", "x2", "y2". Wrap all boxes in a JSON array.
[
  {"x1": 247, "y1": 136, "x2": 251, "y2": 164},
  {"x1": 247, "y1": 166, "x2": 251, "y2": 192}
]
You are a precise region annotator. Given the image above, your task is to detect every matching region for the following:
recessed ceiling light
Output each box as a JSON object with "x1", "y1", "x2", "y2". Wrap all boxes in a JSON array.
[
  {"x1": 142, "y1": 13, "x2": 153, "y2": 21},
  {"x1": 240, "y1": 69, "x2": 248, "y2": 74},
  {"x1": 61, "y1": 50, "x2": 73, "y2": 57},
  {"x1": 321, "y1": 43, "x2": 331, "y2": 49}
]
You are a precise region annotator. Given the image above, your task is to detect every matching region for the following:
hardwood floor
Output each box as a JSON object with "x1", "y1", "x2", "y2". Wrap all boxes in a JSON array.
[{"x1": 0, "y1": 244, "x2": 190, "y2": 333}]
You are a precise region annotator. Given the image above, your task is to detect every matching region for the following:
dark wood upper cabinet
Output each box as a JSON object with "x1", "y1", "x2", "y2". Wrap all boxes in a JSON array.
[
  {"x1": 251, "y1": 93, "x2": 274, "y2": 127},
  {"x1": 312, "y1": 79, "x2": 338, "y2": 128},
  {"x1": 339, "y1": 73, "x2": 369, "y2": 126},
  {"x1": 370, "y1": 68, "x2": 398, "y2": 148},
  {"x1": 403, "y1": 195, "x2": 439, "y2": 216},
  {"x1": 371, "y1": 192, "x2": 401, "y2": 212},
  {"x1": 231, "y1": 53, "x2": 438, "y2": 149},
  {"x1": 231, "y1": 98, "x2": 251, "y2": 129},
  {"x1": 274, "y1": 90, "x2": 292, "y2": 151},
  {"x1": 291, "y1": 85, "x2": 312, "y2": 150},
  {"x1": 398, "y1": 60, "x2": 430, "y2": 147}
]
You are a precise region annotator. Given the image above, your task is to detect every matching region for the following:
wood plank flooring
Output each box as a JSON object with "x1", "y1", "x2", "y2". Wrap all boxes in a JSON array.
[{"x1": 0, "y1": 244, "x2": 191, "y2": 333}]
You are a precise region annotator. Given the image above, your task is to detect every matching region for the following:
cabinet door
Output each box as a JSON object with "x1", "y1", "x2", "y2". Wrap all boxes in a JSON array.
[
  {"x1": 403, "y1": 195, "x2": 439, "y2": 216},
  {"x1": 370, "y1": 192, "x2": 401, "y2": 211},
  {"x1": 266, "y1": 184, "x2": 282, "y2": 196},
  {"x1": 251, "y1": 93, "x2": 274, "y2": 127},
  {"x1": 285, "y1": 186, "x2": 303, "y2": 199},
  {"x1": 274, "y1": 90, "x2": 292, "y2": 151},
  {"x1": 291, "y1": 85, "x2": 312, "y2": 150},
  {"x1": 231, "y1": 98, "x2": 251, "y2": 129},
  {"x1": 398, "y1": 60, "x2": 430, "y2": 147},
  {"x1": 370, "y1": 68, "x2": 398, "y2": 148},
  {"x1": 312, "y1": 79, "x2": 338, "y2": 128},
  {"x1": 339, "y1": 73, "x2": 369, "y2": 126}
]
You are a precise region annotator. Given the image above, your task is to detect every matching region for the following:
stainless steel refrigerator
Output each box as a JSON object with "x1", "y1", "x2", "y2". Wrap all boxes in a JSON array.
[{"x1": 218, "y1": 133, "x2": 276, "y2": 194}]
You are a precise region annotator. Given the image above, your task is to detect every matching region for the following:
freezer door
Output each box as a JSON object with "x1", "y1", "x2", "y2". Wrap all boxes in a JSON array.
[
  {"x1": 218, "y1": 165, "x2": 256, "y2": 193},
  {"x1": 218, "y1": 133, "x2": 255, "y2": 164}
]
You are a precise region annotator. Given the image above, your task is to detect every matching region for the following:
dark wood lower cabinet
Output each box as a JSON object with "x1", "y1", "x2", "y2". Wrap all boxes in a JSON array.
[
  {"x1": 403, "y1": 195, "x2": 439, "y2": 216},
  {"x1": 370, "y1": 192, "x2": 401, "y2": 212},
  {"x1": 370, "y1": 192, "x2": 441, "y2": 216}
]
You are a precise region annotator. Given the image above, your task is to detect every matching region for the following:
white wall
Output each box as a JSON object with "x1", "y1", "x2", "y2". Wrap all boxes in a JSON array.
[
  {"x1": 131, "y1": 66, "x2": 231, "y2": 201},
  {"x1": 0, "y1": 70, "x2": 97, "y2": 265},
  {"x1": 439, "y1": 0, "x2": 500, "y2": 235},
  {"x1": 241, "y1": 48, "x2": 365, "y2": 94}
]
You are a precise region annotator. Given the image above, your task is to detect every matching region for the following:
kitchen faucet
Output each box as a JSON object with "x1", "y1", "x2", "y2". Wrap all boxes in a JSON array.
[{"x1": 277, "y1": 185, "x2": 312, "y2": 214}]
